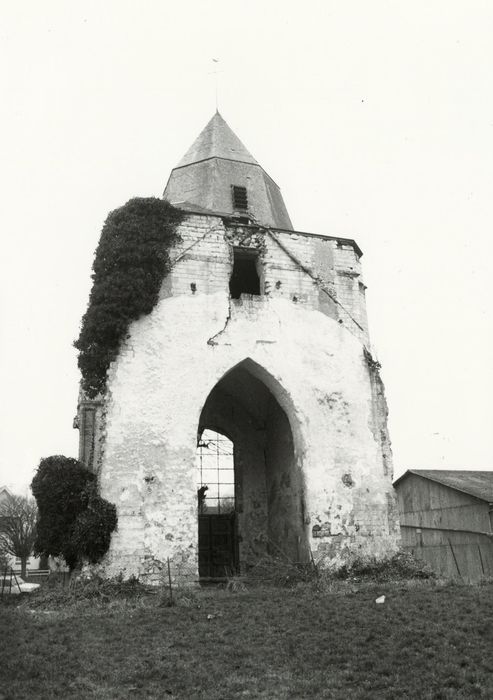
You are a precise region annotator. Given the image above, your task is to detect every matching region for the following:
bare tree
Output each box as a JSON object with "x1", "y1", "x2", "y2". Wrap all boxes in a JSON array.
[{"x1": 0, "y1": 494, "x2": 38, "y2": 579}]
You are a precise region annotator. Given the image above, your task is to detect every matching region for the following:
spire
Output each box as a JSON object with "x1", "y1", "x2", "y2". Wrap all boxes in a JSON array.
[
  {"x1": 176, "y1": 112, "x2": 258, "y2": 168},
  {"x1": 163, "y1": 113, "x2": 293, "y2": 230}
]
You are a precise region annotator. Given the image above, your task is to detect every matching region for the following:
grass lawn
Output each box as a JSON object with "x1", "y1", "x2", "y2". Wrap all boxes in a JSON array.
[{"x1": 1, "y1": 581, "x2": 493, "y2": 699}]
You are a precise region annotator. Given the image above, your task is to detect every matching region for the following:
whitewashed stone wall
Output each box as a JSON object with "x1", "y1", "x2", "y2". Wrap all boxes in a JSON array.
[{"x1": 81, "y1": 213, "x2": 399, "y2": 582}]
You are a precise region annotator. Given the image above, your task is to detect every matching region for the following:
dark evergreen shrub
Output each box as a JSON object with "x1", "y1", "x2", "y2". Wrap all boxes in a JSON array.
[
  {"x1": 72, "y1": 484, "x2": 117, "y2": 564},
  {"x1": 31, "y1": 456, "x2": 117, "y2": 570},
  {"x1": 74, "y1": 197, "x2": 184, "y2": 397}
]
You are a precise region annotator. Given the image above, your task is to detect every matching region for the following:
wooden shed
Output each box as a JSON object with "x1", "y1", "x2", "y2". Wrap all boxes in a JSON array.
[{"x1": 394, "y1": 470, "x2": 493, "y2": 582}]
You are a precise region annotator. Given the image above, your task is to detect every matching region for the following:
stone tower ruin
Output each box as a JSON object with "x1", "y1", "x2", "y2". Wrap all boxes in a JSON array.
[{"x1": 77, "y1": 112, "x2": 400, "y2": 582}]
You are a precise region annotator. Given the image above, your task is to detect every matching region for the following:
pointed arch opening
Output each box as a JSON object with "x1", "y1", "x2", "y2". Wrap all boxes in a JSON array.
[{"x1": 197, "y1": 359, "x2": 308, "y2": 578}]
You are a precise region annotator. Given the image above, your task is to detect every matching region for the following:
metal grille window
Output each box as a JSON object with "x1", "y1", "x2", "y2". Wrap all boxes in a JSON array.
[
  {"x1": 232, "y1": 185, "x2": 248, "y2": 210},
  {"x1": 196, "y1": 429, "x2": 235, "y2": 514}
]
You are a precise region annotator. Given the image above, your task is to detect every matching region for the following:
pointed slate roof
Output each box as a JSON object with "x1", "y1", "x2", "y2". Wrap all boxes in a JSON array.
[
  {"x1": 163, "y1": 112, "x2": 293, "y2": 229},
  {"x1": 177, "y1": 112, "x2": 258, "y2": 167}
]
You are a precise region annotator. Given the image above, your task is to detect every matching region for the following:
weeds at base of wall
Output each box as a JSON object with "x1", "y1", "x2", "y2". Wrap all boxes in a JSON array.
[
  {"x1": 330, "y1": 550, "x2": 437, "y2": 583},
  {"x1": 4, "y1": 573, "x2": 154, "y2": 610},
  {"x1": 237, "y1": 555, "x2": 316, "y2": 588},
  {"x1": 4, "y1": 550, "x2": 474, "y2": 613},
  {"x1": 4, "y1": 573, "x2": 488, "y2": 618},
  {"x1": 221, "y1": 550, "x2": 440, "y2": 595},
  {"x1": 157, "y1": 550, "x2": 441, "y2": 600},
  {"x1": 312, "y1": 551, "x2": 442, "y2": 596}
]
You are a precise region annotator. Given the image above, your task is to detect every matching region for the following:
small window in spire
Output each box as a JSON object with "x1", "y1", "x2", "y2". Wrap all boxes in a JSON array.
[{"x1": 232, "y1": 185, "x2": 248, "y2": 211}]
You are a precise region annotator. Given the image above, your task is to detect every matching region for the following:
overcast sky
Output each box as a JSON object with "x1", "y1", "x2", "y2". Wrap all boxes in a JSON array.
[{"x1": 1, "y1": 1, "x2": 492, "y2": 493}]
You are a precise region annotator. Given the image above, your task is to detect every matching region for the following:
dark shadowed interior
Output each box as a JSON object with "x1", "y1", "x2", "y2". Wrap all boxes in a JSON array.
[
  {"x1": 197, "y1": 360, "x2": 308, "y2": 577},
  {"x1": 229, "y1": 249, "x2": 261, "y2": 299}
]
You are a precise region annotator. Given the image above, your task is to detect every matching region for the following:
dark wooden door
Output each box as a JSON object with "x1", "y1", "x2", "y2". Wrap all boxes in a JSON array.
[{"x1": 198, "y1": 513, "x2": 237, "y2": 578}]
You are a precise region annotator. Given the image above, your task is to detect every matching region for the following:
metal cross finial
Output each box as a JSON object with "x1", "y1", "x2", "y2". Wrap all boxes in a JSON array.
[{"x1": 211, "y1": 58, "x2": 221, "y2": 113}]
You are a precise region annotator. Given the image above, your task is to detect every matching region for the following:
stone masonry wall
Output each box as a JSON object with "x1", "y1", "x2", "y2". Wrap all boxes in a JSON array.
[
  {"x1": 81, "y1": 212, "x2": 399, "y2": 581},
  {"x1": 160, "y1": 215, "x2": 368, "y2": 344}
]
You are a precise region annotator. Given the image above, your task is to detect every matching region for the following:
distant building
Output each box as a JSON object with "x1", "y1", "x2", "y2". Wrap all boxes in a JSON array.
[
  {"x1": 0, "y1": 485, "x2": 13, "y2": 504},
  {"x1": 0, "y1": 486, "x2": 42, "y2": 575},
  {"x1": 76, "y1": 112, "x2": 400, "y2": 582},
  {"x1": 395, "y1": 469, "x2": 493, "y2": 581}
]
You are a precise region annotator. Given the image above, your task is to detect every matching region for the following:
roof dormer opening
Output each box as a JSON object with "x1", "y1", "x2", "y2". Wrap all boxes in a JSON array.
[
  {"x1": 232, "y1": 185, "x2": 248, "y2": 211},
  {"x1": 229, "y1": 248, "x2": 260, "y2": 299}
]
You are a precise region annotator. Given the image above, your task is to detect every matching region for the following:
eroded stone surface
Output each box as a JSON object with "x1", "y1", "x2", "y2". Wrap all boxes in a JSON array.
[{"x1": 78, "y1": 216, "x2": 399, "y2": 582}]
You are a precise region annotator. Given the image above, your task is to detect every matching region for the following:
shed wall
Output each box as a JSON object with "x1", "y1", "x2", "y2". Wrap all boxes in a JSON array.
[
  {"x1": 397, "y1": 474, "x2": 491, "y2": 532},
  {"x1": 396, "y1": 474, "x2": 493, "y2": 582}
]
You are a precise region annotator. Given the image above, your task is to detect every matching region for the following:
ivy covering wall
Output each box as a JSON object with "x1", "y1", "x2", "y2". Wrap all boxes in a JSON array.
[{"x1": 75, "y1": 198, "x2": 184, "y2": 398}]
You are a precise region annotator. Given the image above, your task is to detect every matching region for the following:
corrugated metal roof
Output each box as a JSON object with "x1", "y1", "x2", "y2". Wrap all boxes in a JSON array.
[
  {"x1": 163, "y1": 112, "x2": 293, "y2": 230},
  {"x1": 394, "y1": 469, "x2": 493, "y2": 502}
]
